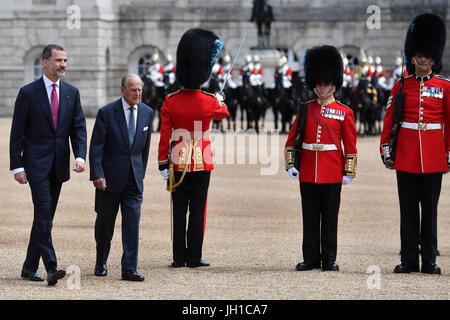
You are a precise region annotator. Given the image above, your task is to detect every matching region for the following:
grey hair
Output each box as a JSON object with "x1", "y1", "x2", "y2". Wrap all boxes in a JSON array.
[
  {"x1": 121, "y1": 74, "x2": 143, "y2": 88},
  {"x1": 42, "y1": 44, "x2": 65, "y2": 60}
]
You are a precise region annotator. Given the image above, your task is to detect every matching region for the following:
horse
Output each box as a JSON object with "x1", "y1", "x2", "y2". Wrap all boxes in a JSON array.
[
  {"x1": 351, "y1": 77, "x2": 380, "y2": 136},
  {"x1": 202, "y1": 71, "x2": 224, "y2": 131},
  {"x1": 271, "y1": 71, "x2": 297, "y2": 134},
  {"x1": 250, "y1": 0, "x2": 274, "y2": 48},
  {"x1": 223, "y1": 86, "x2": 239, "y2": 131},
  {"x1": 141, "y1": 74, "x2": 165, "y2": 132},
  {"x1": 238, "y1": 72, "x2": 266, "y2": 133}
]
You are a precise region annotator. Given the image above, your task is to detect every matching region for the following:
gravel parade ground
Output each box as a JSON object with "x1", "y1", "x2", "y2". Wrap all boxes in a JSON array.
[{"x1": 0, "y1": 117, "x2": 448, "y2": 301}]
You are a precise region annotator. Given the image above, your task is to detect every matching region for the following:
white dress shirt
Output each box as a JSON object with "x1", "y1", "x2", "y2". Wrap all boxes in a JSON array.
[
  {"x1": 122, "y1": 97, "x2": 138, "y2": 135},
  {"x1": 11, "y1": 74, "x2": 84, "y2": 175}
]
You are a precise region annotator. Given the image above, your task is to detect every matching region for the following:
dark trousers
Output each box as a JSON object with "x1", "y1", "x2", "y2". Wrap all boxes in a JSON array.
[
  {"x1": 94, "y1": 169, "x2": 142, "y2": 271},
  {"x1": 299, "y1": 182, "x2": 342, "y2": 264},
  {"x1": 24, "y1": 165, "x2": 62, "y2": 272},
  {"x1": 172, "y1": 171, "x2": 211, "y2": 264},
  {"x1": 396, "y1": 171, "x2": 442, "y2": 265}
]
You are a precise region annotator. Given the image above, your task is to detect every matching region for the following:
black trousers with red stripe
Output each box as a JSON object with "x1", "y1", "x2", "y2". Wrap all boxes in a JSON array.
[
  {"x1": 396, "y1": 171, "x2": 441, "y2": 266},
  {"x1": 172, "y1": 171, "x2": 211, "y2": 265},
  {"x1": 299, "y1": 182, "x2": 342, "y2": 265}
]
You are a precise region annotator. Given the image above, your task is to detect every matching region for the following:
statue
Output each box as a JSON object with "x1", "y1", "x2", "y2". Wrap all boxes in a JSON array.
[{"x1": 250, "y1": 0, "x2": 275, "y2": 48}]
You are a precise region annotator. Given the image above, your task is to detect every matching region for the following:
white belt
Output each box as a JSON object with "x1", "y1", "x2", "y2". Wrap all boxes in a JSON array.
[
  {"x1": 302, "y1": 143, "x2": 338, "y2": 151},
  {"x1": 401, "y1": 122, "x2": 442, "y2": 130}
]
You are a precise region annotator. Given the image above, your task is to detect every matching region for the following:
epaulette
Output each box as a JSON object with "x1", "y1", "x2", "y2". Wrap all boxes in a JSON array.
[
  {"x1": 435, "y1": 74, "x2": 450, "y2": 82},
  {"x1": 336, "y1": 100, "x2": 352, "y2": 110},
  {"x1": 166, "y1": 90, "x2": 181, "y2": 99},
  {"x1": 201, "y1": 90, "x2": 217, "y2": 99}
]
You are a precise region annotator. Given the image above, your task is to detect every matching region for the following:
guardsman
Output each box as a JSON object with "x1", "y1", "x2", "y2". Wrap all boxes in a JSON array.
[
  {"x1": 285, "y1": 45, "x2": 357, "y2": 272},
  {"x1": 388, "y1": 53, "x2": 408, "y2": 90},
  {"x1": 275, "y1": 55, "x2": 292, "y2": 89},
  {"x1": 222, "y1": 54, "x2": 237, "y2": 89},
  {"x1": 239, "y1": 54, "x2": 254, "y2": 85},
  {"x1": 158, "y1": 28, "x2": 229, "y2": 268},
  {"x1": 163, "y1": 53, "x2": 176, "y2": 87},
  {"x1": 252, "y1": 54, "x2": 264, "y2": 87},
  {"x1": 342, "y1": 56, "x2": 354, "y2": 88},
  {"x1": 148, "y1": 53, "x2": 165, "y2": 88},
  {"x1": 375, "y1": 56, "x2": 388, "y2": 90},
  {"x1": 380, "y1": 13, "x2": 448, "y2": 274}
]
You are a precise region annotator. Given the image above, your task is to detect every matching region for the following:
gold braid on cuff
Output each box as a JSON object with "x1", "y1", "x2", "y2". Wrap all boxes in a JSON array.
[
  {"x1": 344, "y1": 154, "x2": 357, "y2": 177},
  {"x1": 285, "y1": 147, "x2": 295, "y2": 170}
]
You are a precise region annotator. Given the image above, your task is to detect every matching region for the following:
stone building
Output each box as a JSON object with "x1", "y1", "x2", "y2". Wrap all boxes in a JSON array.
[{"x1": 0, "y1": 0, "x2": 449, "y2": 116}]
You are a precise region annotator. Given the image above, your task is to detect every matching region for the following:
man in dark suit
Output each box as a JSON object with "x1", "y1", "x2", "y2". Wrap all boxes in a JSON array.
[
  {"x1": 89, "y1": 74, "x2": 154, "y2": 282},
  {"x1": 9, "y1": 44, "x2": 87, "y2": 286}
]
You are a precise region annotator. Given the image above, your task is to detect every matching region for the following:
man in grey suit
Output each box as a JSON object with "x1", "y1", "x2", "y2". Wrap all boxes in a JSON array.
[{"x1": 89, "y1": 74, "x2": 154, "y2": 281}]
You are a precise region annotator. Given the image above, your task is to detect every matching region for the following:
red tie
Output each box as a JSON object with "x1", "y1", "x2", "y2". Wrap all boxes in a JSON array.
[{"x1": 51, "y1": 83, "x2": 59, "y2": 130}]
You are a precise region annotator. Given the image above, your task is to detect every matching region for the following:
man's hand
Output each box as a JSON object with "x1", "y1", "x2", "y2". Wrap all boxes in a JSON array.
[
  {"x1": 14, "y1": 171, "x2": 27, "y2": 184},
  {"x1": 160, "y1": 169, "x2": 169, "y2": 181},
  {"x1": 342, "y1": 176, "x2": 353, "y2": 185},
  {"x1": 384, "y1": 160, "x2": 394, "y2": 170},
  {"x1": 73, "y1": 160, "x2": 85, "y2": 173},
  {"x1": 287, "y1": 167, "x2": 299, "y2": 179},
  {"x1": 93, "y1": 178, "x2": 106, "y2": 190}
]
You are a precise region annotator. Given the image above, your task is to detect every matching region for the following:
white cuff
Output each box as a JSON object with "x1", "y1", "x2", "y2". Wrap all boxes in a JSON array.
[
  {"x1": 75, "y1": 158, "x2": 85, "y2": 164},
  {"x1": 12, "y1": 167, "x2": 25, "y2": 175}
]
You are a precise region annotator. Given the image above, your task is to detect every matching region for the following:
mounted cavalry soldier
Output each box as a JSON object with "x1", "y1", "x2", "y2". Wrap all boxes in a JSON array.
[
  {"x1": 158, "y1": 28, "x2": 229, "y2": 268},
  {"x1": 275, "y1": 55, "x2": 292, "y2": 89},
  {"x1": 147, "y1": 53, "x2": 165, "y2": 88},
  {"x1": 380, "y1": 13, "x2": 449, "y2": 275},
  {"x1": 284, "y1": 45, "x2": 357, "y2": 272}
]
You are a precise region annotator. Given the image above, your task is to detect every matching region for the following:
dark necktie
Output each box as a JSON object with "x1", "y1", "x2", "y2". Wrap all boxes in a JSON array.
[
  {"x1": 51, "y1": 83, "x2": 59, "y2": 130},
  {"x1": 128, "y1": 106, "x2": 135, "y2": 145}
]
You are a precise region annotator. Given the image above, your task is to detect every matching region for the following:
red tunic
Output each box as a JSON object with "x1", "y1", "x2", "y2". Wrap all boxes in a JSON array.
[
  {"x1": 285, "y1": 99, "x2": 357, "y2": 183},
  {"x1": 380, "y1": 73, "x2": 450, "y2": 173},
  {"x1": 158, "y1": 89, "x2": 230, "y2": 172}
]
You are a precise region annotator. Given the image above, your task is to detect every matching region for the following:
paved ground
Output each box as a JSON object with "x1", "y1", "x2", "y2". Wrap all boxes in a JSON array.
[{"x1": 0, "y1": 117, "x2": 449, "y2": 300}]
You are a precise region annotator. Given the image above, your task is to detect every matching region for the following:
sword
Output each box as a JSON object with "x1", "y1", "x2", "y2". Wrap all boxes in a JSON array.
[{"x1": 220, "y1": 33, "x2": 246, "y2": 93}]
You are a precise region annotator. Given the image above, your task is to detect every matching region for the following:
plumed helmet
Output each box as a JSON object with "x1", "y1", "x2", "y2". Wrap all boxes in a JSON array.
[
  {"x1": 175, "y1": 28, "x2": 223, "y2": 89},
  {"x1": 404, "y1": 13, "x2": 447, "y2": 74},
  {"x1": 304, "y1": 45, "x2": 344, "y2": 90}
]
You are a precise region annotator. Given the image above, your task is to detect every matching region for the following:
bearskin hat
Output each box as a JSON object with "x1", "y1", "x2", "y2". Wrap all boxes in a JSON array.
[
  {"x1": 175, "y1": 28, "x2": 222, "y2": 89},
  {"x1": 404, "y1": 13, "x2": 447, "y2": 74},
  {"x1": 304, "y1": 45, "x2": 343, "y2": 91}
]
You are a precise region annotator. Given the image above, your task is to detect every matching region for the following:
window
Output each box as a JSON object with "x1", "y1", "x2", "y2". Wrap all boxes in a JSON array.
[
  {"x1": 137, "y1": 54, "x2": 152, "y2": 78},
  {"x1": 33, "y1": 57, "x2": 44, "y2": 81}
]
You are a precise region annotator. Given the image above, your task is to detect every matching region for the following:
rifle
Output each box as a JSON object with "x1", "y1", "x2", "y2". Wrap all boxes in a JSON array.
[
  {"x1": 388, "y1": 53, "x2": 406, "y2": 162},
  {"x1": 293, "y1": 83, "x2": 309, "y2": 170}
]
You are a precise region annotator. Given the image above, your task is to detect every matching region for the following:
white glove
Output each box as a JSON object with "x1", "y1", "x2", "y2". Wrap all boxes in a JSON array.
[
  {"x1": 342, "y1": 176, "x2": 353, "y2": 185},
  {"x1": 215, "y1": 91, "x2": 225, "y2": 103},
  {"x1": 288, "y1": 167, "x2": 299, "y2": 179},
  {"x1": 160, "y1": 169, "x2": 169, "y2": 181}
]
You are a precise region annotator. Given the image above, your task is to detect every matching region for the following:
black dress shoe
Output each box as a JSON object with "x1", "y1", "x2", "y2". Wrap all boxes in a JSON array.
[
  {"x1": 186, "y1": 260, "x2": 210, "y2": 268},
  {"x1": 171, "y1": 261, "x2": 185, "y2": 268},
  {"x1": 47, "y1": 268, "x2": 66, "y2": 286},
  {"x1": 21, "y1": 268, "x2": 44, "y2": 282},
  {"x1": 94, "y1": 264, "x2": 107, "y2": 277},
  {"x1": 394, "y1": 263, "x2": 420, "y2": 273},
  {"x1": 295, "y1": 261, "x2": 321, "y2": 271},
  {"x1": 121, "y1": 270, "x2": 145, "y2": 282},
  {"x1": 322, "y1": 262, "x2": 340, "y2": 271},
  {"x1": 421, "y1": 263, "x2": 441, "y2": 275}
]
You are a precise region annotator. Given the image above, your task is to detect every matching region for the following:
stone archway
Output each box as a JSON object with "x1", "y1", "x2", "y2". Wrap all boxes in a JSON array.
[{"x1": 127, "y1": 45, "x2": 167, "y2": 78}]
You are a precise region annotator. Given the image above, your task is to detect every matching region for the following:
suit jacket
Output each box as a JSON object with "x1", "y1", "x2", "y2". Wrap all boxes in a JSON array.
[
  {"x1": 89, "y1": 98, "x2": 154, "y2": 194},
  {"x1": 9, "y1": 77, "x2": 87, "y2": 183}
]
